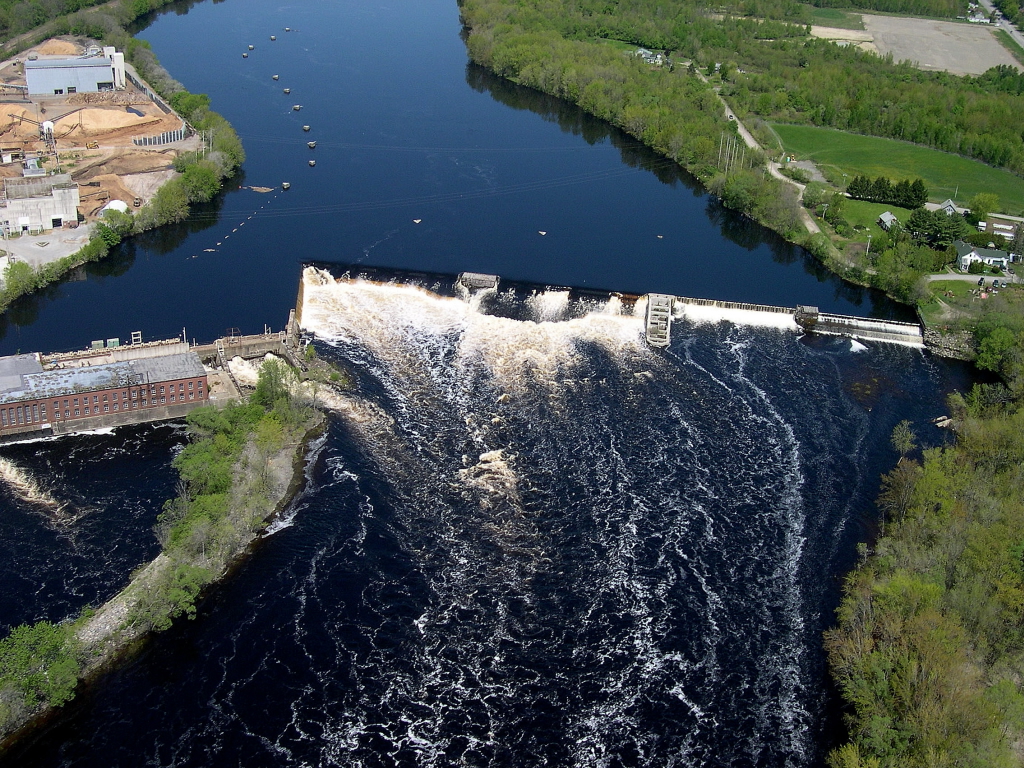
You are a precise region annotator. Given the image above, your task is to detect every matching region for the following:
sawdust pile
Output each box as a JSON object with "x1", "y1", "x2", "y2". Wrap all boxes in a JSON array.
[
  {"x1": 77, "y1": 108, "x2": 161, "y2": 133},
  {"x1": 34, "y1": 40, "x2": 81, "y2": 56}
]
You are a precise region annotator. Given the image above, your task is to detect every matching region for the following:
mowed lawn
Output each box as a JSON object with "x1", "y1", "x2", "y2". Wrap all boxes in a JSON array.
[
  {"x1": 772, "y1": 124, "x2": 1024, "y2": 213},
  {"x1": 842, "y1": 199, "x2": 913, "y2": 242}
]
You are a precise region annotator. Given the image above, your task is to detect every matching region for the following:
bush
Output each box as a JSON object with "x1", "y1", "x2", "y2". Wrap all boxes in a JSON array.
[{"x1": 780, "y1": 165, "x2": 811, "y2": 183}]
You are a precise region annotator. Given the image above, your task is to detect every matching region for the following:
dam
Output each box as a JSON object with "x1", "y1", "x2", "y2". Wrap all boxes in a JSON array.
[{"x1": 299, "y1": 267, "x2": 926, "y2": 351}]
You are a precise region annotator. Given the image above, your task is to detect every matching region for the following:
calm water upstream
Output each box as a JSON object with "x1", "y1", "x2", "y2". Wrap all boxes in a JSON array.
[{"x1": 0, "y1": 0, "x2": 975, "y2": 766}]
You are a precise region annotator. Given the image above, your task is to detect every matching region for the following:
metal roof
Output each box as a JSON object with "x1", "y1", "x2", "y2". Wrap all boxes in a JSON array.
[
  {"x1": 0, "y1": 351, "x2": 206, "y2": 405},
  {"x1": 0, "y1": 353, "x2": 42, "y2": 394},
  {"x1": 25, "y1": 57, "x2": 112, "y2": 70},
  {"x1": 131, "y1": 353, "x2": 206, "y2": 383}
]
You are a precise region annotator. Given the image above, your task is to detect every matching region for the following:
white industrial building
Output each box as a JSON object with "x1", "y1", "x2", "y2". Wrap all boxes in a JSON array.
[
  {"x1": 25, "y1": 47, "x2": 125, "y2": 96},
  {"x1": 0, "y1": 174, "x2": 80, "y2": 235}
]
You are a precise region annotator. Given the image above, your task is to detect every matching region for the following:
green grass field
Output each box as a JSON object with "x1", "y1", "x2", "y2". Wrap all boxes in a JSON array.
[
  {"x1": 772, "y1": 124, "x2": 1024, "y2": 213},
  {"x1": 803, "y1": 5, "x2": 865, "y2": 29},
  {"x1": 840, "y1": 199, "x2": 913, "y2": 242}
]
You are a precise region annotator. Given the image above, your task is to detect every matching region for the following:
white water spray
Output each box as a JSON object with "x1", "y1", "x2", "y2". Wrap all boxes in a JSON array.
[{"x1": 0, "y1": 457, "x2": 66, "y2": 514}]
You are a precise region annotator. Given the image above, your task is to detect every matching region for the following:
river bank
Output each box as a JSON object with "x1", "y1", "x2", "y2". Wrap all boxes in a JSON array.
[
  {"x1": 455, "y1": 2, "x2": 996, "y2": 362},
  {"x1": 0, "y1": 361, "x2": 326, "y2": 754},
  {"x1": 0, "y1": 2, "x2": 244, "y2": 315}
]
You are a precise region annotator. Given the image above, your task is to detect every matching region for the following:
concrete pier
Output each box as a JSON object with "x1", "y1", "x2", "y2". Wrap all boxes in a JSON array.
[{"x1": 645, "y1": 294, "x2": 674, "y2": 347}]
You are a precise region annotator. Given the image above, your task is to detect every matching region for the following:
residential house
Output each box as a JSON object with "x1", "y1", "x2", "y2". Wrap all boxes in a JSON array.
[{"x1": 955, "y1": 240, "x2": 1010, "y2": 271}]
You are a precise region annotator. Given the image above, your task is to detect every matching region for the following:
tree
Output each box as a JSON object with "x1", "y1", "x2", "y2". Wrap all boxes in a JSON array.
[
  {"x1": 847, "y1": 175, "x2": 871, "y2": 199},
  {"x1": 968, "y1": 192, "x2": 1000, "y2": 224},
  {"x1": 893, "y1": 178, "x2": 912, "y2": 208},
  {"x1": 933, "y1": 210, "x2": 970, "y2": 248},
  {"x1": 976, "y1": 326, "x2": 1019, "y2": 374},
  {"x1": 871, "y1": 176, "x2": 893, "y2": 203},
  {"x1": 909, "y1": 179, "x2": 928, "y2": 208},
  {"x1": 891, "y1": 420, "x2": 916, "y2": 459},
  {"x1": 180, "y1": 163, "x2": 220, "y2": 203},
  {"x1": 907, "y1": 207, "x2": 936, "y2": 241},
  {"x1": 1011, "y1": 224, "x2": 1024, "y2": 257}
]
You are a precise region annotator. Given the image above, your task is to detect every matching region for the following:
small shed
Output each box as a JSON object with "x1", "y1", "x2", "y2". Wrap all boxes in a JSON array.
[{"x1": 878, "y1": 211, "x2": 899, "y2": 231}]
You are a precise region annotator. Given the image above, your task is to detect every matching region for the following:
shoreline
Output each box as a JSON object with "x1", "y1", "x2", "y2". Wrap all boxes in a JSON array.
[
  {"x1": 457, "y1": 15, "x2": 985, "y2": 362},
  {"x1": 0, "y1": 405, "x2": 327, "y2": 755}
]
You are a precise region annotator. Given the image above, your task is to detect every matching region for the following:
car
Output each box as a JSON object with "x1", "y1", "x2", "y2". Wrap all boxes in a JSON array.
[{"x1": 978, "y1": 277, "x2": 985, "y2": 286}]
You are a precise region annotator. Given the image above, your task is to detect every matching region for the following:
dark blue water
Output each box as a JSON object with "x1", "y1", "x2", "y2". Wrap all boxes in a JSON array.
[
  {"x1": 0, "y1": 423, "x2": 187, "y2": 634},
  {"x1": 0, "y1": 1, "x2": 977, "y2": 765},
  {"x1": 0, "y1": 0, "x2": 906, "y2": 357},
  {"x1": 0, "y1": 274, "x2": 972, "y2": 766}
]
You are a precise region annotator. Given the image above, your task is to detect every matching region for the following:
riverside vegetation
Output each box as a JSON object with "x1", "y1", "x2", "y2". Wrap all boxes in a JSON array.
[
  {"x1": 458, "y1": 0, "x2": 1024, "y2": 307},
  {"x1": 0, "y1": 359, "x2": 324, "y2": 744},
  {"x1": 0, "y1": 0, "x2": 245, "y2": 313},
  {"x1": 825, "y1": 368, "x2": 1024, "y2": 767},
  {"x1": 457, "y1": 0, "x2": 1024, "y2": 765}
]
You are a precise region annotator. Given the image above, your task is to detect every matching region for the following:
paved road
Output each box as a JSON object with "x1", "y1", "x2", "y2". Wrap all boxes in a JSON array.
[
  {"x1": 925, "y1": 271, "x2": 1019, "y2": 284},
  {"x1": 975, "y1": 0, "x2": 1024, "y2": 53}
]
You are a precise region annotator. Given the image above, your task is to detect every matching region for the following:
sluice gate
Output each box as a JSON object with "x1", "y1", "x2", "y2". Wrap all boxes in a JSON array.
[
  {"x1": 794, "y1": 306, "x2": 924, "y2": 346},
  {"x1": 645, "y1": 297, "x2": 924, "y2": 348}
]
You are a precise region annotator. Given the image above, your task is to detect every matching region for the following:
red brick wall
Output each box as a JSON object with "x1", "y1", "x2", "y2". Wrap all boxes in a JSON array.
[{"x1": 0, "y1": 374, "x2": 208, "y2": 433}]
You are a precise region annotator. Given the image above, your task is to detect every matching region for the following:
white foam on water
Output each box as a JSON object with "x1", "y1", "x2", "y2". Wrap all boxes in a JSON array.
[
  {"x1": 678, "y1": 302, "x2": 800, "y2": 331},
  {"x1": 0, "y1": 456, "x2": 66, "y2": 514},
  {"x1": 298, "y1": 267, "x2": 649, "y2": 400},
  {"x1": 290, "y1": 266, "x2": 821, "y2": 765},
  {"x1": 0, "y1": 426, "x2": 118, "y2": 447}
]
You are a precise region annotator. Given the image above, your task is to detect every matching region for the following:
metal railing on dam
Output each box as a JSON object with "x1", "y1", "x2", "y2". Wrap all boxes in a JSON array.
[{"x1": 647, "y1": 296, "x2": 924, "y2": 348}]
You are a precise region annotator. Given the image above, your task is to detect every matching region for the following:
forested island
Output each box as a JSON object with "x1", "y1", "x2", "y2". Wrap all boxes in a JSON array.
[{"x1": 0, "y1": 359, "x2": 326, "y2": 747}]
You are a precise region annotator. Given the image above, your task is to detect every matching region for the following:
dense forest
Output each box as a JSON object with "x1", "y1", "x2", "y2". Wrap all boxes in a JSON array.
[
  {"x1": 827, "y1": 380, "x2": 1024, "y2": 767},
  {"x1": 462, "y1": 0, "x2": 1024, "y2": 176}
]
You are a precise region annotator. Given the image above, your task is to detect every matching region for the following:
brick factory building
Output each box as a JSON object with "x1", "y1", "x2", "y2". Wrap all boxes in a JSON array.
[{"x1": 0, "y1": 348, "x2": 208, "y2": 438}]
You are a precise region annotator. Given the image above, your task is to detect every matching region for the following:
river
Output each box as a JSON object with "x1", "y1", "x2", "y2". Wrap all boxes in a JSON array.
[{"x1": 0, "y1": 0, "x2": 974, "y2": 765}]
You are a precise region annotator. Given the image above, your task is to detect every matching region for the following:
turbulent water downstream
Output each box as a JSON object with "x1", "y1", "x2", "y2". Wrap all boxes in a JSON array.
[
  {"x1": 1, "y1": 268, "x2": 968, "y2": 767},
  {"x1": 0, "y1": 0, "x2": 976, "y2": 763}
]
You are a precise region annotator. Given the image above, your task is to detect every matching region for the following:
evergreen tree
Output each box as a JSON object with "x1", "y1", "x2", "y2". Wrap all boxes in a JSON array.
[
  {"x1": 934, "y1": 210, "x2": 970, "y2": 247},
  {"x1": 910, "y1": 179, "x2": 928, "y2": 208},
  {"x1": 894, "y1": 179, "x2": 912, "y2": 208},
  {"x1": 907, "y1": 207, "x2": 936, "y2": 241},
  {"x1": 847, "y1": 175, "x2": 871, "y2": 199},
  {"x1": 871, "y1": 176, "x2": 893, "y2": 204}
]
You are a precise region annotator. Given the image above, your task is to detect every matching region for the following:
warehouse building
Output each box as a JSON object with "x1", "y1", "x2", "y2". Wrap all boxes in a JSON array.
[
  {"x1": 0, "y1": 174, "x2": 80, "y2": 234},
  {"x1": 25, "y1": 47, "x2": 126, "y2": 96},
  {"x1": 0, "y1": 349, "x2": 208, "y2": 437}
]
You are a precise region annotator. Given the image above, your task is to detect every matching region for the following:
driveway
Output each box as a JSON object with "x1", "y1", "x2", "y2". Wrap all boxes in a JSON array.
[{"x1": 925, "y1": 270, "x2": 1019, "y2": 284}]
